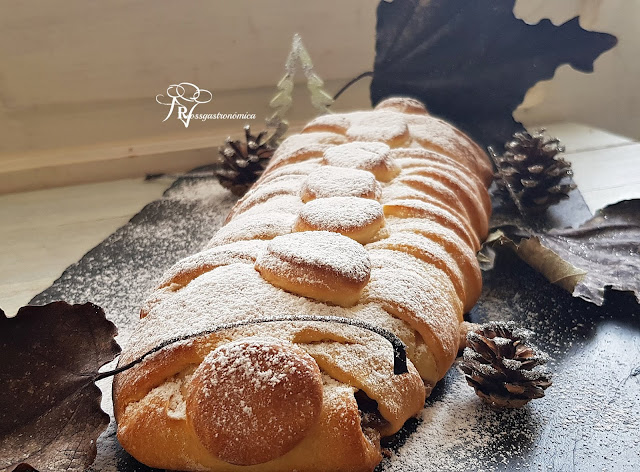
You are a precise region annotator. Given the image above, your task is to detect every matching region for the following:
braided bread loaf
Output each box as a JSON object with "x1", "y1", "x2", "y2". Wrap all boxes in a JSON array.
[{"x1": 113, "y1": 97, "x2": 492, "y2": 472}]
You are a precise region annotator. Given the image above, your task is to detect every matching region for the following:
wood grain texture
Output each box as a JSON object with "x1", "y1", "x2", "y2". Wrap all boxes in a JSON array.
[
  {"x1": 0, "y1": 0, "x2": 376, "y2": 183},
  {"x1": 0, "y1": 178, "x2": 170, "y2": 315}
]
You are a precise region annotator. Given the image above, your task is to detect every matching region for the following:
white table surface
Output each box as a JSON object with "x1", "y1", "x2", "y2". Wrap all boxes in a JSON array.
[{"x1": 1, "y1": 123, "x2": 638, "y2": 316}]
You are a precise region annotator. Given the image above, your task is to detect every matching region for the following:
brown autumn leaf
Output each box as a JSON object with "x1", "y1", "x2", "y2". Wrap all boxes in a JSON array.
[
  {"x1": 484, "y1": 199, "x2": 640, "y2": 306},
  {"x1": 0, "y1": 302, "x2": 120, "y2": 472},
  {"x1": 371, "y1": 0, "x2": 617, "y2": 148},
  {"x1": 10, "y1": 466, "x2": 38, "y2": 472}
]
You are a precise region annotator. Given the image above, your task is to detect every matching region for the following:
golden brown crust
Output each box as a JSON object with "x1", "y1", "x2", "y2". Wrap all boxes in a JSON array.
[
  {"x1": 255, "y1": 231, "x2": 372, "y2": 307},
  {"x1": 383, "y1": 199, "x2": 481, "y2": 251},
  {"x1": 114, "y1": 97, "x2": 491, "y2": 471},
  {"x1": 293, "y1": 197, "x2": 385, "y2": 244},
  {"x1": 393, "y1": 150, "x2": 492, "y2": 215},
  {"x1": 186, "y1": 337, "x2": 324, "y2": 465},
  {"x1": 116, "y1": 372, "x2": 383, "y2": 472},
  {"x1": 374, "y1": 96, "x2": 429, "y2": 115},
  {"x1": 322, "y1": 142, "x2": 400, "y2": 182},
  {"x1": 300, "y1": 166, "x2": 382, "y2": 202},
  {"x1": 302, "y1": 114, "x2": 351, "y2": 135},
  {"x1": 384, "y1": 217, "x2": 483, "y2": 312},
  {"x1": 363, "y1": 249, "x2": 462, "y2": 379}
]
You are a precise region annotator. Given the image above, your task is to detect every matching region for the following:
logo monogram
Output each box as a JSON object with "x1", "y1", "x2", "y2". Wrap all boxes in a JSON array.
[{"x1": 156, "y1": 82, "x2": 213, "y2": 128}]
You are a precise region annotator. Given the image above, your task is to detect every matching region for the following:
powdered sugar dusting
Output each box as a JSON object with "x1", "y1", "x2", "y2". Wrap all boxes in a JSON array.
[
  {"x1": 368, "y1": 231, "x2": 466, "y2": 304},
  {"x1": 382, "y1": 369, "x2": 540, "y2": 472},
  {"x1": 207, "y1": 211, "x2": 296, "y2": 246},
  {"x1": 302, "y1": 165, "x2": 381, "y2": 200},
  {"x1": 29, "y1": 176, "x2": 239, "y2": 472},
  {"x1": 31, "y1": 162, "x2": 637, "y2": 471},
  {"x1": 384, "y1": 198, "x2": 478, "y2": 250},
  {"x1": 232, "y1": 194, "x2": 304, "y2": 220},
  {"x1": 323, "y1": 141, "x2": 396, "y2": 176},
  {"x1": 258, "y1": 230, "x2": 371, "y2": 283},
  {"x1": 303, "y1": 114, "x2": 350, "y2": 134},
  {"x1": 297, "y1": 197, "x2": 383, "y2": 234},
  {"x1": 258, "y1": 160, "x2": 322, "y2": 186},
  {"x1": 231, "y1": 174, "x2": 306, "y2": 217},
  {"x1": 273, "y1": 132, "x2": 348, "y2": 160},
  {"x1": 124, "y1": 261, "x2": 422, "y2": 430},
  {"x1": 266, "y1": 132, "x2": 347, "y2": 171},
  {"x1": 36, "y1": 100, "x2": 617, "y2": 472},
  {"x1": 392, "y1": 147, "x2": 480, "y2": 179},
  {"x1": 188, "y1": 336, "x2": 323, "y2": 465},
  {"x1": 364, "y1": 249, "x2": 461, "y2": 373},
  {"x1": 346, "y1": 110, "x2": 410, "y2": 145},
  {"x1": 156, "y1": 239, "x2": 266, "y2": 289},
  {"x1": 200, "y1": 336, "x2": 301, "y2": 391},
  {"x1": 403, "y1": 114, "x2": 492, "y2": 180}
]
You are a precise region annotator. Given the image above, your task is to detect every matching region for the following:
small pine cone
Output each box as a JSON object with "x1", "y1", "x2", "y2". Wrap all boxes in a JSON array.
[
  {"x1": 216, "y1": 125, "x2": 277, "y2": 196},
  {"x1": 460, "y1": 321, "x2": 552, "y2": 408},
  {"x1": 494, "y1": 129, "x2": 576, "y2": 214}
]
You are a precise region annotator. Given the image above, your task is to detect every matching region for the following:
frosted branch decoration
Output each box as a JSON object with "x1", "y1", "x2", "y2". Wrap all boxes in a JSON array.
[{"x1": 266, "y1": 34, "x2": 334, "y2": 146}]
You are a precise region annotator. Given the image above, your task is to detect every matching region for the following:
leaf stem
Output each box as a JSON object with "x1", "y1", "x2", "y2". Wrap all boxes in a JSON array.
[
  {"x1": 94, "y1": 315, "x2": 408, "y2": 381},
  {"x1": 333, "y1": 71, "x2": 374, "y2": 102}
]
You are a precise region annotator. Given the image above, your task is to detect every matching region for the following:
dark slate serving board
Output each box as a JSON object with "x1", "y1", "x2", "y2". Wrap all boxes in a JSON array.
[{"x1": 31, "y1": 174, "x2": 640, "y2": 472}]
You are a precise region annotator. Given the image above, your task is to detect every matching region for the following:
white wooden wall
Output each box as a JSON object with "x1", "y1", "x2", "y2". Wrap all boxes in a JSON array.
[
  {"x1": 0, "y1": 0, "x2": 636, "y2": 193},
  {"x1": 514, "y1": 0, "x2": 640, "y2": 139}
]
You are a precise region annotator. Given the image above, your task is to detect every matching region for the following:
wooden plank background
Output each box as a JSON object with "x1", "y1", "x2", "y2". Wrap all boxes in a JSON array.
[{"x1": 1, "y1": 0, "x2": 638, "y2": 194}]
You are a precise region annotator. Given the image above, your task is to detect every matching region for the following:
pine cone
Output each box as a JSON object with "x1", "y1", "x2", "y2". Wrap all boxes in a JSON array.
[
  {"x1": 216, "y1": 125, "x2": 277, "y2": 196},
  {"x1": 494, "y1": 129, "x2": 576, "y2": 214},
  {"x1": 460, "y1": 321, "x2": 552, "y2": 408}
]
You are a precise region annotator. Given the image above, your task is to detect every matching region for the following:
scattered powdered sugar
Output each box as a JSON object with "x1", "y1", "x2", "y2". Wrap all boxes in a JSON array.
[
  {"x1": 383, "y1": 294, "x2": 640, "y2": 472},
  {"x1": 381, "y1": 368, "x2": 543, "y2": 472},
  {"x1": 493, "y1": 336, "x2": 512, "y2": 346},
  {"x1": 501, "y1": 358, "x2": 522, "y2": 371}
]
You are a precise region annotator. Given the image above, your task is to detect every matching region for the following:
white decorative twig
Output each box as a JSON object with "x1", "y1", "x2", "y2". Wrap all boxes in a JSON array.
[{"x1": 266, "y1": 34, "x2": 334, "y2": 145}]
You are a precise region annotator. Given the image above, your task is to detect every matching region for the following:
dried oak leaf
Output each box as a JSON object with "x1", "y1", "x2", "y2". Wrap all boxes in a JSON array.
[
  {"x1": 10, "y1": 466, "x2": 37, "y2": 472},
  {"x1": 487, "y1": 200, "x2": 640, "y2": 306},
  {"x1": 370, "y1": 0, "x2": 617, "y2": 148},
  {"x1": 0, "y1": 302, "x2": 120, "y2": 472}
]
